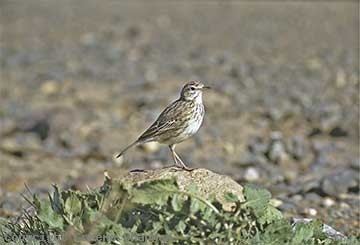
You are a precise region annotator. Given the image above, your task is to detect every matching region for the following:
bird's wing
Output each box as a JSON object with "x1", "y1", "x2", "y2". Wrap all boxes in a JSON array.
[{"x1": 137, "y1": 99, "x2": 190, "y2": 142}]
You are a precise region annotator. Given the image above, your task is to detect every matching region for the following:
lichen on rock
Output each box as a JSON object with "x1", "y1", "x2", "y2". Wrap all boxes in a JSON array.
[{"x1": 119, "y1": 167, "x2": 245, "y2": 212}]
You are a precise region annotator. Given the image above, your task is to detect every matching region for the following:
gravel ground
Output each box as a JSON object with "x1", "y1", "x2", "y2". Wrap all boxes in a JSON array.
[{"x1": 0, "y1": 1, "x2": 359, "y2": 236}]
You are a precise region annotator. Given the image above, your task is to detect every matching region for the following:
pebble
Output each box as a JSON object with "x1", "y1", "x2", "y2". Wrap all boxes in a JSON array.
[
  {"x1": 303, "y1": 207, "x2": 318, "y2": 216},
  {"x1": 284, "y1": 170, "x2": 297, "y2": 182},
  {"x1": 321, "y1": 171, "x2": 358, "y2": 197},
  {"x1": 270, "y1": 198, "x2": 283, "y2": 207},
  {"x1": 268, "y1": 140, "x2": 288, "y2": 164},
  {"x1": 322, "y1": 197, "x2": 335, "y2": 207},
  {"x1": 329, "y1": 126, "x2": 348, "y2": 137},
  {"x1": 286, "y1": 136, "x2": 307, "y2": 160},
  {"x1": 292, "y1": 194, "x2": 303, "y2": 202},
  {"x1": 279, "y1": 202, "x2": 297, "y2": 212},
  {"x1": 41, "y1": 80, "x2": 60, "y2": 96},
  {"x1": 223, "y1": 142, "x2": 235, "y2": 155},
  {"x1": 339, "y1": 202, "x2": 350, "y2": 209},
  {"x1": 304, "y1": 192, "x2": 322, "y2": 203},
  {"x1": 244, "y1": 167, "x2": 260, "y2": 182},
  {"x1": 141, "y1": 142, "x2": 160, "y2": 153}
]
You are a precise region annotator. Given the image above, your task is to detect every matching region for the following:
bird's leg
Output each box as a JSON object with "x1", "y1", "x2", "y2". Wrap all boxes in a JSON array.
[
  {"x1": 168, "y1": 145, "x2": 182, "y2": 169},
  {"x1": 172, "y1": 148, "x2": 193, "y2": 171}
]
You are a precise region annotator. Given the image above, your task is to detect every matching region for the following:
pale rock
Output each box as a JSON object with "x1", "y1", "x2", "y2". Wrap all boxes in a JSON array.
[
  {"x1": 41, "y1": 80, "x2": 60, "y2": 96},
  {"x1": 244, "y1": 167, "x2": 260, "y2": 182},
  {"x1": 141, "y1": 142, "x2": 160, "y2": 153},
  {"x1": 322, "y1": 197, "x2": 335, "y2": 207}
]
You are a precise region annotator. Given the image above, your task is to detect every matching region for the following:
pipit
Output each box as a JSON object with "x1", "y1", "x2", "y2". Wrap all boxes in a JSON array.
[{"x1": 116, "y1": 80, "x2": 210, "y2": 170}]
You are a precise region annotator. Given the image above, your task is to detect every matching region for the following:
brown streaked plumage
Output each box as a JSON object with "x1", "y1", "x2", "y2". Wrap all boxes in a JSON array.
[{"x1": 116, "y1": 80, "x2": 210, "y2": 170}]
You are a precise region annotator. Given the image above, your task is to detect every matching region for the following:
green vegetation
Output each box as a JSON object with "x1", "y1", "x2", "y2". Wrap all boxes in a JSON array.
[{"x1": 1, "y1": 176, "x2": 357, "y2": 244}]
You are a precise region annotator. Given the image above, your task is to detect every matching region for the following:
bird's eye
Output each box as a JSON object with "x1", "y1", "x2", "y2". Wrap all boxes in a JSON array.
[{"x1": 190, "y1": 87, "x2": 195, "y2": 91}]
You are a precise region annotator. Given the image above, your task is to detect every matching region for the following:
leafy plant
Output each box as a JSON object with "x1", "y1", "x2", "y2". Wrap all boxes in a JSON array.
[{"x1": 1, "y1": 176, "x2": 357, "y2": 244}]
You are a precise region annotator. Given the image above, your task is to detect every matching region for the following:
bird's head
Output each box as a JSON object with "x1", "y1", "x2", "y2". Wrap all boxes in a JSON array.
[{"x1": 180, "y1": 80, "x2": 210, "y2": 101}]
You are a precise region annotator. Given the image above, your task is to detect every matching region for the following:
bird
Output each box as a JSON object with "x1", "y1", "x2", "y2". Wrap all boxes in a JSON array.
[{"x1": 116, "y1": 80, "x2": 210, "y2": 171}]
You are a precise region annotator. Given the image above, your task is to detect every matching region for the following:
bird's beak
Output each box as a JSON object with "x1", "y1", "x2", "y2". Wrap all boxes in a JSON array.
[{"x1": 202, "y1": 85, "x2": 211, "y2": 90}]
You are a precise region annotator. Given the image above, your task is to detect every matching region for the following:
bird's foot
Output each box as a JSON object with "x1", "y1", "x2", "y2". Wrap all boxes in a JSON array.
[
  {"x1": 173, "y1": 163, "x2": 195, "y2": 171},
  {"x1": 181, "y1": 165, "x2": 195, "y2": 171}
]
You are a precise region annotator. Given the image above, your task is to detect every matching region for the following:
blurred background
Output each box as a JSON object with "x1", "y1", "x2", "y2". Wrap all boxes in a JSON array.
[{"x1": 0, "y1": 0, "x2": 358, "y2": 235}]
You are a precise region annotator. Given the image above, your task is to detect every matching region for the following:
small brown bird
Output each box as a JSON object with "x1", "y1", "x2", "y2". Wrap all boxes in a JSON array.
[{"x1": 116, "y1": 80, "x2": 210, "y2": 170}]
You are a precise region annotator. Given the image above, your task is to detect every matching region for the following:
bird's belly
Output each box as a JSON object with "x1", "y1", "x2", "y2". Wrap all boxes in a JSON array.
[
  {"x1": 183, "y1": 117, "x2": 203, "y2": 136},
  {"x1": 171, "y1": 117, "x2": 203, "y2": 144}
]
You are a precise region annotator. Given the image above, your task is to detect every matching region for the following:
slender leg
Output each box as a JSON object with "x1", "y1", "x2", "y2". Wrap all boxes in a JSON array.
[
  {"x1": 169, "y1": 145, "x2": 181, "y2": 168},
  {"x1": 171, "y1": 146, "x2": 193, "y2": 171}
]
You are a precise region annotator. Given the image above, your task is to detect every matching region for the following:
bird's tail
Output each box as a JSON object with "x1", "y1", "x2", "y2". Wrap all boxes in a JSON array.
[{"x1": 116, "y1": 140, "x2": 139, "y2": 158}]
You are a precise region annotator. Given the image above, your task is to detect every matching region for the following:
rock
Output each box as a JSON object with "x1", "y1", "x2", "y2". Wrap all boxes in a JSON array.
[
  {"x1": 302, "y1": 207, "x2": 317, "y2": 216},
  {"x1": 329, "y1": 126, "x2": 348, "y2": 137},
  {"x1": 223, "y1": 142, "x2": 235, "y2": 155},
  {"x1": 310, "y1": 151, "x2": 330, "y2": 170},
  {"x1": 339, "y1": 202, "x2": 350, "y2": 209},
  {"x1": 279, "y1": 202, "x2": 297, "y2": 213},
  {"x1": 118, "y1": 168, "x2": 244, "y2": 212},
  {"x1": 266, "y1": 108, "x2": 284, "y2": 121},
  {"x1": 291, "y1": 218, "x2": 346, "y2": 240},
  {"x1": 322, "y1": 197, "x2": 335, "y2": 207},
  {"x1": 283, "y1": 170, "x2": 297, "y2": 182},
  {"x1": 267, "y1": 132, "x2": 289, "y2": 164},
  {"x1": 244, "y1": 167, "x2": 260, "y2": 182},
  {"x1": 286, "y1": 136, "x2": 307, "y2": 160},
  {"x1": 304, "y1": 193, "x2": 322, "y2": 203},
  {"x1": 301, "y1": 178, "x2": 321, "y2": 193},
  {"x1": 291, "y1": 194, "x2": 303, "y2": 202},
  {"x1": 141, "y1": 142, "x2": 160, "y2": 153},
  {"x1": 321, "y1": 170, "x2": 358, "y2": 197},
  {"x1": 308, "y1": 127, "x2": 322, "y2": 137},
  {"x1": 40, "y1": 80, "x2": 60, "y2": 96},
  {"x1": 270, "y1": 198, "x2": 283, "y2": 208}
]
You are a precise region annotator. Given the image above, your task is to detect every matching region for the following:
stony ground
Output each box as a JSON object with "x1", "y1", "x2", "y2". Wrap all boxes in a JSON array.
[{"x1": 0, "y1": 1, "x2": 359, "y2": 236}]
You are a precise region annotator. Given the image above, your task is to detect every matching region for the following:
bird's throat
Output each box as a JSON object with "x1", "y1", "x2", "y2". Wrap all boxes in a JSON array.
[{"x1": 194, "y1": 93, "x2": 203, "y2": 104}]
